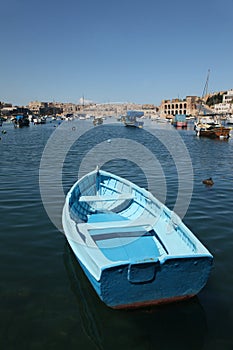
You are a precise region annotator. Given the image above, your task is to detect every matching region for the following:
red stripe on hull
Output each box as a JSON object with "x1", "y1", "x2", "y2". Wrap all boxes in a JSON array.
[{"x1": 111, "y1": 294, "x2": 195, "y2": 310}]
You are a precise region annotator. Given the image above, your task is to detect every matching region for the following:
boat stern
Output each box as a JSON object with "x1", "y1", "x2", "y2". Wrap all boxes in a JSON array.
[{"x1": 98, "y1": 254, "x2": 213, "y2": 309}]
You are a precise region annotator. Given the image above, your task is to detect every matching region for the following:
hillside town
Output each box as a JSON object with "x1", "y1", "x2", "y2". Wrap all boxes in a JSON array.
[{"x1": 1, "y1": 89, "x2": 233, "y2": 120}]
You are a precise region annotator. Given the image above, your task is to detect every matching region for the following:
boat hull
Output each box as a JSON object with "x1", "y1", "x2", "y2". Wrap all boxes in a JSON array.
[
  {"x1": 195, "y1": 125, "x2": 230, "y2": 139},
  {"x1": 68, "y1": 240, "x2": 213, "y2": 309},
  {"x1": 173, "y1": 114, "x2": 187, "y2": 128},
  {"x1": 199, "y1": 127, "x2": 230, "y2": 139},
  {"x1": 124, "y1": 120, "x2": 144, "y2": 128},
  {"x1": 173, "y1": 121, "x2": 187, "y2": 128}
]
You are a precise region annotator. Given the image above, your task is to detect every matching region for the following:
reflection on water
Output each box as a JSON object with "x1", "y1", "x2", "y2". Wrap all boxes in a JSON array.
[{"x1": 64, "y1": 243, "x2": 207, "y2": 350}]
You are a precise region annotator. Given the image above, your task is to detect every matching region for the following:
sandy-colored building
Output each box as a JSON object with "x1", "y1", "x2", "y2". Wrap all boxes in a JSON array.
[{"x1": 159, "y1": 96, "x2": 198, "y2": 117}]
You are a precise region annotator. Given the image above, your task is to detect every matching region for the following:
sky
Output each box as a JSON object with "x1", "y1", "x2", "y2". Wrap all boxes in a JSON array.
[{"x1": 1, "y1": 0, "x2": 233, "y2": 106}]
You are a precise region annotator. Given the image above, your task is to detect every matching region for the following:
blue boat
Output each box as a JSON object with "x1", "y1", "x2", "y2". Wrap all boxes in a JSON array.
[
  {"x1": 13, "y1": 115, "x2": 30, "y2": 128},
  {"x1": 62, "y1": 168, "x2": 213, "y2": 309},
  {"x1": 173, "y1": 114, "x2": 187, "y2": 128}
]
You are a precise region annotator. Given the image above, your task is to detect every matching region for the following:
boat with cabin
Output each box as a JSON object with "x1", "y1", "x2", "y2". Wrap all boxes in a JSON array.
[
  {"x1": 122, "y1": 110, "x2": 144, "y2": 128},
  {"x1": 194, "y1": 116, "x2": 230, "y2": 139},
  {"x1": 13, "y1": 115, "x2": 30, "y2": 128},
  {"x1": 172, "y1": 114, "x2": 187, "y2": 128},
  {"x1": 62, "y1": 168, "x2": 213, "y2": 309}
]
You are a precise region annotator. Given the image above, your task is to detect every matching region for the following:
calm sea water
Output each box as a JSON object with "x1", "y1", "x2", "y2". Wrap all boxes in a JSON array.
[{"x1": 0, "y1": 119, "x2": 233, "y2": 350}]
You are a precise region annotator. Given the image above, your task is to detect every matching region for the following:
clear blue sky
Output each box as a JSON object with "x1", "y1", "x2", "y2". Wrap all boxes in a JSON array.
[{"x1": 1, "y1": 0, "x2": 233, "y2": 106}]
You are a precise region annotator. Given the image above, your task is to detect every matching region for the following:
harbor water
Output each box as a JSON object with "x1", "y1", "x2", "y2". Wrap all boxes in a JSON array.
[{"x1": 0, "y1": 119, "x2": 233, "y2": 350}]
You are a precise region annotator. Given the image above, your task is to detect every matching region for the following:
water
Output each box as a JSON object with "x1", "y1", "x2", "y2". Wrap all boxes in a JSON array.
[{"x1": 0, "y1": 119, "x2": 233, "y2": 350}]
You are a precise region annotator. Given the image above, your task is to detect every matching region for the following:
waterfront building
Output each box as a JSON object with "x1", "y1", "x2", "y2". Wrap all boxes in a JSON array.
[
  {"x1": 159, "y1": 96, "x2": 198, "y2": 118},
  {"x1": 0, "y1": 102, "x2": 15, "y2": 116},
  {"x1": 28, "y1": 101, "x2": 44, "y2": 114},
  {"x1": 60, "y1": 103, "x2": 82, "y2": 115},
  {"x1": 223, "y1": 89, "x2": 233, "y2": 104},
  {"x1": 213, "y1": 89, "x2": 233, "y2": 114},
  {"x1": 81, "y1": 102, "x2": 153, "y2": 118},
  {"x1": 28, "y1": 101, "x2": 81, "y2": 116}
]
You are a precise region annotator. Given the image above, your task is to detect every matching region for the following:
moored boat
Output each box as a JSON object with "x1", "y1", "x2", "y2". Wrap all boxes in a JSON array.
[
  {"x1": 13, "y1": 115, "x2": 30, "y2": 128},
  {"x1": 194, "y1": 121, "x2": 230, "y2": 139},
  {"x1": 122, "y1": 110, "x2": 144, "y2": 128},
  {"x1": 62, "y1": 168, "x2": 213, "y2": 309},
  {"x1": 64, "y1": 242, "x2": 207, "y2": 349},
  {"x1": 226, "y1": 115, "x2": 233, "y2": 125},
  {"x1": 173, "y1": 114, "x2": 187, "y2": 128},
  {"x1": 93, "y1": 117, "x2": 103, "y2": 126}
]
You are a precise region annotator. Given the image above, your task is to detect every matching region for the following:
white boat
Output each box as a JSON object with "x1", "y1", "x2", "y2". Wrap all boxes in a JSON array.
[
  {"x1": 122, "y1": 111, "x2": 144, "y2": 128},
  {"x1": 226, "y1": 115, "x2": 233, "y2": 125}
]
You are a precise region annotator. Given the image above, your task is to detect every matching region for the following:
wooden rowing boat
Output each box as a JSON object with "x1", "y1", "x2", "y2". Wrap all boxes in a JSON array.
[{"x1": 62, "y1": 168, "x2": 213, "y2": 309}]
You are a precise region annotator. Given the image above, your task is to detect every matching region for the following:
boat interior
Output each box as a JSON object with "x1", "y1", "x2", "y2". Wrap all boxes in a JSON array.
[{"x1": 68, "y1": 171, "x2": 198, "y2": 262}]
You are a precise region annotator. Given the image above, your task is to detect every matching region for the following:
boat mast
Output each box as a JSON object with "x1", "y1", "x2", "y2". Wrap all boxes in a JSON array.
[
  {"x1": 202, "y1": 69, "x2": 210, "y2": 100},
  {"x1": 197, "y1": 69, "x2": 210, "y2": 122}
]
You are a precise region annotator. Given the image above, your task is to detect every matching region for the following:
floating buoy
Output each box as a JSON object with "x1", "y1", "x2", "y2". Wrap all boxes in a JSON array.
[
  {"x1": 202, "y1": 177, "x2": 214, "y2": 186},
  {"x1": 107, "y1": 139, "x2": 111, "y2": 143}
]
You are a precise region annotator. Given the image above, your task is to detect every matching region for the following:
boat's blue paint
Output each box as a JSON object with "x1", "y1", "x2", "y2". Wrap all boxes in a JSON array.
[
  {"x1": 174, "y1": 114, "x2": 187, "y2": 122},
  {"x1": 98, "y1": 234, "x2": 160, "y2": 262},
  {"x1": 99, "y1": 256, "x2": 213, "y2": 308},
  {"x1": 76, "y1": 254, "x2": 212, "y2": 308},
  {"x1": 62, "y1": 169, "x2": 213, "y2": 309},
  {"x1": 88, "y1": 212, "x2": 128, "y2": 223}
]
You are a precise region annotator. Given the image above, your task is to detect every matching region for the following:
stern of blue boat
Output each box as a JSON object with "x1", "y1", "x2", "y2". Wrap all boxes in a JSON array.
[{"x1": 99, "y1": 255, "x2": 213, "y2": 309}]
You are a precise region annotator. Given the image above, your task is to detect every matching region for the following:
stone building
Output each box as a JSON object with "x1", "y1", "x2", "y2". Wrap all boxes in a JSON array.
[
  {"x1": 213, "y1": 89, "x2": 233, "y2": 114},
  {"x1": 159, "y1": 96, "x2": 198, "y2": 117}
]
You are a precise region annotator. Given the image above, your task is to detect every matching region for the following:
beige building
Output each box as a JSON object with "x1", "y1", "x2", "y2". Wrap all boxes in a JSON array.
[
  {"x1": 28, "y1": 101, "x2": 44, "y2": 114},
  {"x1": 28, "y1": 101, "x2": 82, "y2": 115},
  {"x1": 159, "y1": 96, "x2": 198, "y2": 117},
  {"x1": 213, "y1": 89, "x2": 233, "y2": 114}
]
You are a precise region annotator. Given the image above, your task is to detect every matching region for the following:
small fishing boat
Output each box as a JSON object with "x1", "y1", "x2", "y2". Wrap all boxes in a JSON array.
[
  {"x1": 172, "y1": 114, "x2": 187, "y2": 128},
  {"x1": 64, "y1": 243, "x2": 207, "y2": 349},
  {"x1": 13, "y1": 115, "x2": 30, "y2": 128},
  {"x1": 122, "y1": 110, "x2": 144, "y2": 128},
  {"x1": 62, "y1": 168, "x2": 213, "y2": 309},
  {"x1": 33, "y1": 116, "x2": 46, "y2": 124},
  {"x1": 194, "y1": 121, "x2": 230, "y2": 139},
  {"x1": 93, "y1": 117, "x2": 103, "y2": 126}
]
